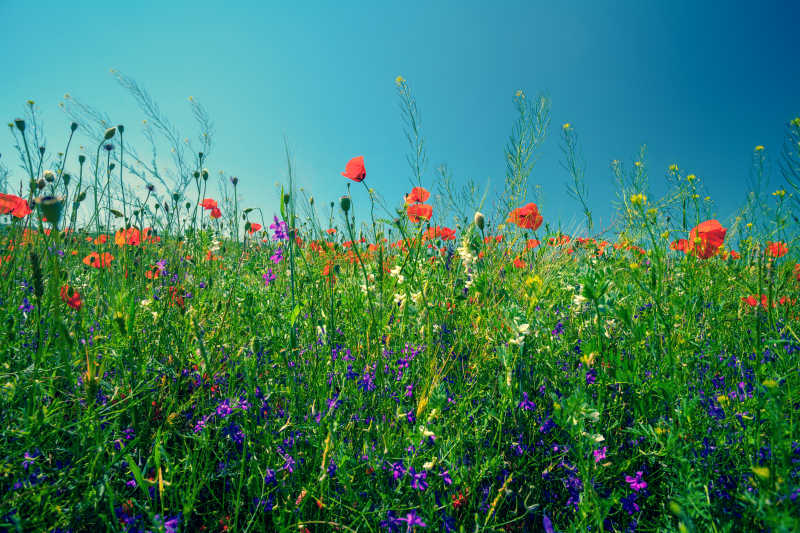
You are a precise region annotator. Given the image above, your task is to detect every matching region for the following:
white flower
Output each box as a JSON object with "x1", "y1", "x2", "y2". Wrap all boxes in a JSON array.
[{"x1": 393, "y1": 292, "x2": 406, "y2": 308}]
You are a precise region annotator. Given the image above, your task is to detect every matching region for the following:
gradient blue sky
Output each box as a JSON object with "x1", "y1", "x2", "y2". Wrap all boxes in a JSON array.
[{"x1": 1, "y1": 1, "x2": 798, "y2": 233}]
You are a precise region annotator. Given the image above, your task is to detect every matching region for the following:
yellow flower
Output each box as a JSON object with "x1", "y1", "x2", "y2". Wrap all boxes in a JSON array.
[
  {"x1": 515, "y1": 89, "x2": 525, "y2": 98},
  {"x1": 752, "y1": 466, "x2": 770, "y2": 480},
  {"x1": 629, "y1": 262, "x2": 640, "y2": 270},
  {"x1": 772, "y1": 189, "x2": 786, "y2": 198},
  {"x1": 791, "y1": 117, "x2": 800, "y2": 127},
  {"x1": 562, "y1": 122, "x2": 571, "y2": 130},
  {"x1": 687, "y1": 174, "x2": 696, "y2": 182},
  {"x1": 755, "y1": 145, "x2": 764, "y2": 151},
  {"x1": 661, "y1": 230, "x2": 670, "y2": 240},
  {"x1": 634, "y1": 161, "x2": 642, "y2": 167},
  {"x1": 704, "y1": 196, "x2": 711, "y2": 202},
  {"x1": 668, "y1": 164, "x2": 678, "y2": 172},
  {"x1": 746, "y1": 222, "x2": 753, "y2": 229},
  {"x1": 646, "y1": 207, "x2": 658, "y2": 218},
  {"x1": 691, "y1": 193, "x2": 699, "y2": 199},
  {"x1": 630, "y1": 193, "x2": 647, "y2": 206},
  {"x1": 395, "y1": 75, "x2": 405, "y2": 85}
]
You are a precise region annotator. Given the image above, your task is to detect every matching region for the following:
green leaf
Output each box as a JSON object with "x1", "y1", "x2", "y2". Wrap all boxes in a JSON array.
[{"x1": 290, "y1": 304, "x2": 301, "y2": 327}]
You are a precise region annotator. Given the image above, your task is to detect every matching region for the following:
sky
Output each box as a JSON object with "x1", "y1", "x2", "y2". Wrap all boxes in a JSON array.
[{"x1": 1, "y1": 0, "x2": 798, "y2": 236}]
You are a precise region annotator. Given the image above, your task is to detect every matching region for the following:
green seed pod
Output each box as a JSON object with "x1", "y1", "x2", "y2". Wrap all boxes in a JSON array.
[
  {"x1": 14, "y1": 118, "x2": 25, "y2": 132},
  {"x1": 70, "y1": 122, "x2": 78, "y2": 132},
  {"x1": 78, "y1": 154, "x2": 86, "y2": 165},
  {"x1": 103, "y1": 127, "x2": 116, "y2": 140},
  {"x1": 474, "y1": 211, "x2": 485, "y2": 231},
  {"x1": 340, "y1": 196, "x2": 351, "y2": 212}
]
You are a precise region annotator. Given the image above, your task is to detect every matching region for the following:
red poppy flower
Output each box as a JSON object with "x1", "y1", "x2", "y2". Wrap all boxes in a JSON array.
[
  {"x1": 247, "y1": 223, "x2": 262, "y2": 234},
  {"x1": 729, "y1": 250, "x2": 740, "y2": 260},
  {"x1": 115, "y1": 227, "x2": 141, "y2": 247},
  {"x1": 526, "y1": 239, "x2": 540, "y2": 250},
  {"x1": 93, "y1": 234, "x2": 108, "y2": 245},
  {"x1": 405, "y1": 186, "x2": 430, "y2": 205},
  {"x1": 0, "y1": 193, "x2": 31, "y2": 218},
  {"x1": 341, "y1": 156, "x2": 366, "y2": 182},
  {"x1": 326, "y1": 228, "x2": 337, "y2": 235},
  {"x1": 507, "y1": 203, "x2": 543, "y2": 230},
  {"x1": 688, "y1": 220, "x2": 726, "y2": 259},
  {"x1": 142, "y1": 227, "x2": 160, "y2": 244},
  {"x1": 406, "y1": 203, "x2": 433, "y2": 223},
  {"x1": 210, "y1": 207, "x2": 222, "y2": 219},
  {"x1": 513, "y1": 256, "x2": 526, "y2": 268},
  {"x1": 670, "y1": 239, "x2": 689, "y2": 252},
  {"x1": 60, "y1": 284, "x2": 82, "y2": 310},
  {"x1": 795, "y1": 263, "x2": 800, "y2": 282},
  {"x1": 199, "y1": 198, "x2": 218, "y2": 210},
  {"x1": 766, "y1": 241, "x2": 788, "y2": 258},
  {"x1": 83, "y1": 251, "x2": 114, "y2": 268}
]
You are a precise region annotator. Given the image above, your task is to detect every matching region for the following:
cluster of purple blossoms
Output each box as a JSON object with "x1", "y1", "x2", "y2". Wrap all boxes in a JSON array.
[{"x1": 270, "y1": 216, "x2": 289, "y2": 241}]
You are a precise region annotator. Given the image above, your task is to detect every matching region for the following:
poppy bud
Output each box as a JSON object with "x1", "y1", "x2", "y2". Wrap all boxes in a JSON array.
[
  {"x1": 185, "y1": 201, "x2": 191, "y2": 210},
  {"x1": 77, "y1": 191, "x2": 87, "y2": 202},
  {"x1": 39, "y1": 146, "x2": 45, "y2": 156},
  {"x1": 34, "y1": 195, "x2": 65, "y2": 226},
  {"x1": 146, "y1": 183, "x2": 155, "y2": 192},
  {"x1": 109, "y1": 163, "x2": 116, "y2": 172},
  {"x1": 14, "y1": 118, "x2": 25, "y2": 132},
  {"x1": 198, "y1": 151, "x2": 204, "y2": 161},
  {"x1": 44, "y1": 170, "x2": 55, "y2": 183},
  {"x1": 63, "y1": 173, "x2": 71, "y2": 187},
  {"x1": 283, "y1": 192, "x2": 290, "y2": 205},
  {"x1": 474, "y1": 211, "x2": 485, "y2": 231},
  {"x1": 37, "y1": 178, "x2": 46, "y2": 190},
  {"x1": 340, "y1": 196, "x2": 351, "y2": 212},
  {"x1": 103, "y1": 127, "x2": 116, "y2": 140},
  {"x1": 117, "y1": 124, "x2": 124, "y2": 134},
  {"x1": 231, "y1": 176, "x2": 239, "y2": 186},
  {"x1": 163, "y1": 202, "x2": 169, "y2": 212},
  {"x1": 172, "y1": 193, "x2": 180, "y2": 203},
  {"x1": 70, "y1": 121, "x2": 78, "y2": 132},
  {"x1": 309, "y1": 196, "x2": 314, "y2": 206},
  {"x1": 202, "y1": 168, "x2": 209, "y2": 180},
  {"x1": 78, "y1": 154, "x2": 86, "y2": 165},
  {"x1": 193, "y1": 170, "x2": 200, "y2": 179}
]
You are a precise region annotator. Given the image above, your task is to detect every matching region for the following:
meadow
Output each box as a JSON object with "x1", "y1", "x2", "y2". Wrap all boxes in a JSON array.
[{"x1": 1, "y1": 77, "x2": 800, "y2": 532}]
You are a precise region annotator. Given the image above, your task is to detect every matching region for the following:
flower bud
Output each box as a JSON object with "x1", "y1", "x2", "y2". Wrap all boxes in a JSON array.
[
  {"x1": 78, "y1": 154, "x2": 86, "y2": 165},
  {"x1": 34, "y1": 195, "x2": 65, "y2": 225},
  {"x1": 103, "y1": 127, "x2": 116, "y2": 140},
  {"x1": 70, "y1": 122, "x2": 78, "y2": 132},
  {"x1": 340, "y1": 195, "x2": 351, "y2": 212},
  {"x1": 193, "y1": 170, "x2": 200, "y2": 179},
  {"x1": 172, "y1": 192, "x2": 180, "y2": 203},
  {"x1": 146, "y1": 183, "x2": 155, "y2": 192},
  {"x1": 14, "y1": 118, "x2": 25, "y2": 132},
  {"x1": 117, "y1": 124, "x2": 124, "y2": 134},
  {"x1": 474, "y1": 211, "x2": 485, "y2": 230},
  {"x1": 77, "y1": 190, "x2": 87, "y2": 202},
  {"x1": 37, "y1": 178, "x2": 46, "y2": 190},
  {"x1": 38, "y1": 146, "x2": 45, "y2": 156},
  {"x1": 309, "y1": 196, "x2": 314, "y2": 206},
  {"x1": 283, "y1": 192, "x2": 290, "y2": 205},
  {"x1": 202, "y1": 168, "x2": 209, "y2": 180},
  {"x1": 230, "y1": 176, "x2": 239, "y2": 186},
  {"x1": 63, "y1": 173, "x2": 71, "y2": 187},
  {"x1": 44, "y1": 170, "x2": 55, "y2": 183}
]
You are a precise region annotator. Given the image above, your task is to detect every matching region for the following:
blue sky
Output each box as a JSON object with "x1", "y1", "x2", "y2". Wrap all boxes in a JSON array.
[{"x1": 1, "y1": 1, "x2": 798, "y2": 234}]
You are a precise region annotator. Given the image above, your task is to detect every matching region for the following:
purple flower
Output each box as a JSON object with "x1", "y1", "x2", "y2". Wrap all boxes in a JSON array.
[
  {"x1": 543, "y1": 514, "x2": 556, "y2": 533},
  {"x1": 18, "y1": 297, "x2": 34, "y2": 314},
  {"x1": 270, "y1": 216, "x2": 289, "y2": 241},
  {"x1": 399, "y1": 509, "x2": 426, "y2": 528},
  {"x1": 621, "y1": 492, "x2": 640, "y2": 515},
  {"x1": 216, "y1": 399, "x2": 233, "y2": 418},
  {"x1": 517, "y1": 392, "x2": 536, "y2": 411},
  {"x1": 439, "y1": 467, "x2": 452, "y2": 486},
  {"x1": 593, "y1": 446, "x2": 607, "y2": 463},
  {"x1": 625, "y1": 471, "x2": 647, "y2": 492},
  {"x1": 585, "y1": 368, "x2": 597, "y2": 385},
  {"x1": 391, "y1": 461, "x2": 406, "y2": 480},
  {"x1": 409, "y1": 467, "x2": 428, "y2": 491},
  {"x1": 263, "y1": 268, "x2": 276, "y2": 287},
  {"x1": 270, "y1": 247, "x2": 284, "y2": 264},
  {"x1": 153, "y1": 514, "x2": 180, "y2": 533}
]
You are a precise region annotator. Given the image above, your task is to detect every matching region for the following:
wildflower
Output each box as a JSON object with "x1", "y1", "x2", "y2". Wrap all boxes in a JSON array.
[
  {"x1": 406, "y1": 203, "x2": 433, "y2": 223},
  {"x1": 247, "y1": 222, "x2": 262, "y2": 234},
  {"x1": 625, "y1": 471, "x2": 647, "y2": 492},
  {"x1": 518, "y1": 392, "x2": 536, "y2": 411},
  {"x1": 409, "y1": 467, "x2": 428, "y2": 490},
  {"x1": 209, "y1": 207, "x2": 222, "y2": 219},
  {"x1": 60, "y1": 284, "x2": 82, "y2": 310},
  {"x1": 670, "y1": 239, "x2": 689, "y2": 253},
  {"x1": 83, "y1": 252, "x2": 114, "y2": 269},
  {"x1": 766, "y1": 241, "x2": 788, "y2": 258},
  {"x1": 399, "y1": 509, "x2": 426, "y2": 528},
  {"x1": 341, "y1": 156, "x2": 366, "y2": 182},
  {"x1": 593, "y1": 446, "x2": 607, "y2": 463},
  {"x1": 0, "y1": 193, "x2": 31, "y2": 218},
  {"x1": 507, "y1": 203, "x2": 543, "y2": 230},
  {"x1": 688, "y1": 220, "x2": 726, "y2": 259},
  {"x1": 404, "y1": 186, "x2": 430, "y2": 204},
  {"x1": 513, "y1": 257, "x2": 526, "y2": 269},
  {"x1": 270, "y1": 247, "x2": 284, "y2": 264},
  {"x1": 199, "y1": 198, "x2": 217, "y2": 210},
  {"x1": 755, "y1": 145, "x2": 765, "y2": 151},
  {"x1": 115, "y1": 227, "x2": 141, "y2": 247},
  {"x1": 395, "y1": 75, "x2": 405, "y2": 85},
  {"x1": 526, "y1": 239, "x2": 541, "y2": 250},
  {"x1": 270, "y1": 216, "x2": 289, "y2": 241},
  {"x1": 630, "y1": 193, "x2": 647, "y2": 207}
]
